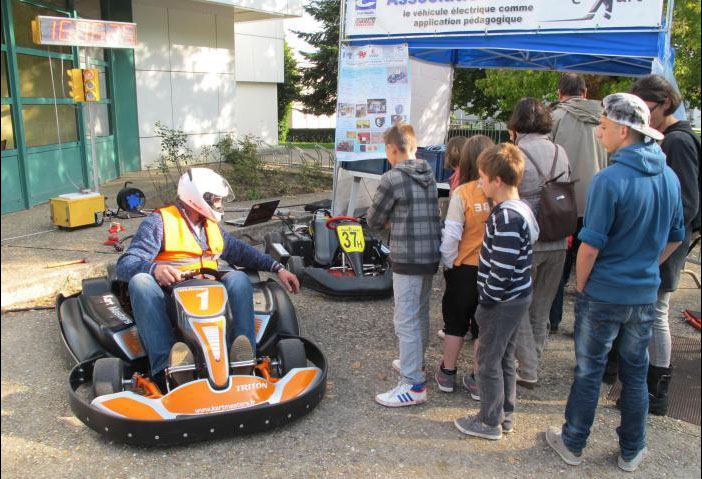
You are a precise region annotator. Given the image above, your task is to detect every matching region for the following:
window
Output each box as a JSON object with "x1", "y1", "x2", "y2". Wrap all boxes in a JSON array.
[
  {"x1": 22, "y1": 104, "x2": 77, "y2": 146},
  {"x1": 1, "y1": 52, "x2": 9, "y2": 98},
  {"x1": 17, "y1": 54, "x2": 73, "y2": 98},
  {"x1": 12, "y1": 0, "x2": 71, "y2": 53},
  {"x1": 1, "y1": 105, "x2": 15, "y2": 150}
]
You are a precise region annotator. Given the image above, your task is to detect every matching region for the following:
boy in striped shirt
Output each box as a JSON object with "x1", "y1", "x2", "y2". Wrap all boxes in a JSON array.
[{"x1": 454, "y1": 143, "x2": 539, "y2": 440}]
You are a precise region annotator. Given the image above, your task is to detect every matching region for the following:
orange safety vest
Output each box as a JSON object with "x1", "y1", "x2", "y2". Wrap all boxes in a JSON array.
[{"x1": 154, "y1": 205, "x2": 224, "y2": 271}]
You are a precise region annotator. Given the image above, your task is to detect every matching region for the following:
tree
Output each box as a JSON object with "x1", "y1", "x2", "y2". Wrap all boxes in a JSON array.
[
  {"x1": 294, "y1": 0, "x2": 340, "y2": 116},
  {"x1": 277, "y1": 41, "x2": 302, "y2": 142},
  {"x1": 671, "y1": 0, "x2": 701, "y2": 109}
]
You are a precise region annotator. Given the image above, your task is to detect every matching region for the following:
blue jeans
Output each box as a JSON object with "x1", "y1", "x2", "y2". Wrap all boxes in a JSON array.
[
  {"x1": 393, "y1": 273, "x2": 432, "y2": 385},
  {"x1": 128, "y1": 271, "x2": 255, "y2": 374},
  {"x1": 561, "y1": 293, "x2": 654, "y2": 461}
]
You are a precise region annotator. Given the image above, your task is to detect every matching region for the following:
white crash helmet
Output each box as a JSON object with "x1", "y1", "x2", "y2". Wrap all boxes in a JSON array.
[{"x1": 177, "y1": 168, "x2": 233, "y2": 223}]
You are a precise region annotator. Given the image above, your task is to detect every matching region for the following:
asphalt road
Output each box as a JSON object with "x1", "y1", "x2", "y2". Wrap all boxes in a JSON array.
[{"x1": 2, "y1": 273, "x2": 700, "y2": 479}]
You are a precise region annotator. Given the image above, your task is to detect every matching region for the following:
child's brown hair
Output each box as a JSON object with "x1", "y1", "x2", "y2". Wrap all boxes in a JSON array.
[
  {"x1": 384, "y1": 122, "x2": 417, "y2": 155},
  {"x1": 445, "y1": 136, "x2": 467, "y2": 169},
  {"x1": 477, "y1": 143, "x2": 525, "y2": 187},
  {"x1": 458, "y1": 135, "x2": 495, "y2": 185}
]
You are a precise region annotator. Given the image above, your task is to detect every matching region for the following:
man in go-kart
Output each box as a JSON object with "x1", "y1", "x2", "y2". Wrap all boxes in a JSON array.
[{"x1": 115, "y1": 168, "x2": 300, "y2": 393}]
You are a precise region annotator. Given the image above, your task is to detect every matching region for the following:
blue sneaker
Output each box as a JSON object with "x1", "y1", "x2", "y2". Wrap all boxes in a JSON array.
[{"x1": 375, "y1": 381, "x2": 427, "y2": 407}]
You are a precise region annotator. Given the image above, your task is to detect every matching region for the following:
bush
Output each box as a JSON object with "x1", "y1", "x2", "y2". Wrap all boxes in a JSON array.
[
  {"x1": 148, "y1": 121, "x2": 194, "y2": 205},
  {"x1": 215, "y1": 134, "x2": 265, "y2": 200},
  {"x1": 286, "y1": 128, "x2": 335, "y2": 143}
]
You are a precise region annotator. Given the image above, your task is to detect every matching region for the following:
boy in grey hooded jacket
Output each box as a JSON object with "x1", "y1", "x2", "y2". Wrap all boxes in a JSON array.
[{"x1": 369, "y1": 123, "x2": 441, "y2": 407}]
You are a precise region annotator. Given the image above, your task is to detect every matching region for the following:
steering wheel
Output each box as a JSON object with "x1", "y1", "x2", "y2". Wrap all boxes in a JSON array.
[
  {"x1": 180, "y1": 268, "x2": 225, "y2": 281},
  {"x1": 325, "y1": 216, "x2": 360, "y2": 231}
]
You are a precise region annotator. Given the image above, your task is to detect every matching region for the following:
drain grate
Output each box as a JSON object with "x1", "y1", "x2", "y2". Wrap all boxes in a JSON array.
[{"x1": 607, "y1": 335, "x2": 701, "y2": 426}]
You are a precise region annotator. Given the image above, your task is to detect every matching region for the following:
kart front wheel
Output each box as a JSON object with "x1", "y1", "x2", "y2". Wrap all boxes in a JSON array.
[
  {"x1": 277, "y1": 338, "x2": 307, "y2": 376},
  {"x1": 288, "y1": 256, "x2": 305, "y2": 285},
  {"x1": 92, "y1": 357, "x2": 125, "y2": 397}
]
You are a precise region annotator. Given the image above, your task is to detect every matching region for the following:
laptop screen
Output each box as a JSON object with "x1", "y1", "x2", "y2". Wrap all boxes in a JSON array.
[{"x1": 226, "y1": 200, "x2": 280, "y2": 226}]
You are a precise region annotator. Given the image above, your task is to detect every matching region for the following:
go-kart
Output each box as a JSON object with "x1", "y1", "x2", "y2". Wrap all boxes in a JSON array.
[
  {"x1": 264, "y1": 209, "x2": 392, "y2": 298},
  {"x1": 56, "y1": 268, "x2": 327, "y2": 446}
]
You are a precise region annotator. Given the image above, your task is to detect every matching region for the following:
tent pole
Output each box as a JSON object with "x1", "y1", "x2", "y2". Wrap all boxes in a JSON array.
[{"x1": 331, "y1": 0, "x2": 347, "y2": 215}]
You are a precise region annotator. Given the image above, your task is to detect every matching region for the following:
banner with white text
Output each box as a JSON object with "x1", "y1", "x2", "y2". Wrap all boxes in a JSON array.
[
  {"x1": 345, "y1": 0, "x2": 664, "y2": 37},
  {"x1": 335, "y1": 44, "x2": 411, "y2": 161}
]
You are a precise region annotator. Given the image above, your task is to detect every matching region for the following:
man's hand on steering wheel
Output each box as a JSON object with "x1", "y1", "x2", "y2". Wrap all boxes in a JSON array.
[
  {"x1": 153, "y1": 264, "x2": 183, "y2": 287},
  {"x1": 277, "y1": 268, "x2": 300, "y2": 294}
]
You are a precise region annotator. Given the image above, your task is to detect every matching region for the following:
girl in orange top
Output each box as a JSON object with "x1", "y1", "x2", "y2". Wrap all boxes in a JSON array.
[{"x1": 436, "y1": 135, "x2": 494, "y2": 396}]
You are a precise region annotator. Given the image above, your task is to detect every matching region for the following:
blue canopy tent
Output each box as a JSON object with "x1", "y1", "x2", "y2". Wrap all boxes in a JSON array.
[{"x1": 342, "y1": 1, "x2": 676, "y2": 79}]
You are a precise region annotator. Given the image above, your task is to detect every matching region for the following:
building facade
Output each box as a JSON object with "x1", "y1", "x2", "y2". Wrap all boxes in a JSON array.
[{"x1": 1, "y1": 0, "x2": 296, "y2": 213}]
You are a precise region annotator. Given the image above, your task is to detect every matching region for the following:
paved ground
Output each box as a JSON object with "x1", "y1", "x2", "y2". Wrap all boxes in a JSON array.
[{"x1": 2, "y1": 268, "x2": 700, "y2": 478}]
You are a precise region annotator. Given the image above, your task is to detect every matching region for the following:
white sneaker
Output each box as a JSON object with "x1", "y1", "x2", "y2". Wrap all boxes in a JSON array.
[
  {"x1": 375, "y1": 381, "x2": 427, "y2": 407},
  {"x1": 618, "y1": 447, "x2": 647, "y2": 472}
]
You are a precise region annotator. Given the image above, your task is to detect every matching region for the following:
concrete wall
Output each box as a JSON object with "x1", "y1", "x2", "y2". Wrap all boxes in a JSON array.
[
  {"x1": 234, "y1": 18, "x2": 284, "y2": 144},
  {"x1": 133, "y1": 0, "x2": 284, "y2": 167}
]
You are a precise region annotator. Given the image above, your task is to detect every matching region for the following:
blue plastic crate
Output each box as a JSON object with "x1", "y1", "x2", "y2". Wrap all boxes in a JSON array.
[
  {"x1": 341, "y1": 158, "x2": 389, "y2": 175},
  {"x1": 417, "y1": 147, "x2": 453, "y2": 183}
]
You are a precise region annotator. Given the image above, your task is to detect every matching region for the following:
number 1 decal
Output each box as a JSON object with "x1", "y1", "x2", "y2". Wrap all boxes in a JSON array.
[{"x1": 196, "y1": 288, "x2": 209, "y2": 310}]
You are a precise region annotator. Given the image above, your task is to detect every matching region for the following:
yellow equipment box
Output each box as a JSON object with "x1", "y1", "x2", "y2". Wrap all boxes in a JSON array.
[{"x1": 50, "y1": 192, "x2": 106, "y2": 228}]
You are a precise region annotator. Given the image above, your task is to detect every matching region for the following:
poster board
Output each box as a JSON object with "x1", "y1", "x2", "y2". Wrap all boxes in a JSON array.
[{"x1": 334, "y1": 44, "x2": 411, "y2": 161}]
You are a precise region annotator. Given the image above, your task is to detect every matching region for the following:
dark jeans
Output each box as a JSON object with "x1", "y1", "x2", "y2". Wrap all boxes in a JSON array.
[
  {"x1": 128, "y1": 271, "x2": 256, "y2": 374},
  {"x1": 561, "y1": 293, "x2": 654, "y2": 461},
  {"x1": 476, "y1": 294, "x2": 531, "y2": 427},
  {"x1": 549, "y1": 218, "x2": 583, "y2": 329}
]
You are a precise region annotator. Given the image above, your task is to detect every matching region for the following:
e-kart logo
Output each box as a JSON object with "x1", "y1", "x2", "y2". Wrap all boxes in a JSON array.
[
  {"x1": 355, "y1": 0, "x2": 377, "y2": 13},
  {"x1": 355, "y1": 0, "x2": 376, "y2": 27}
]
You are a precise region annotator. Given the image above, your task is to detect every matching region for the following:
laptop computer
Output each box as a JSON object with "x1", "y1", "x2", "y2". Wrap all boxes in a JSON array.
[{"x1": 225, "y1": 199, "x2": 280, "y2": 227}]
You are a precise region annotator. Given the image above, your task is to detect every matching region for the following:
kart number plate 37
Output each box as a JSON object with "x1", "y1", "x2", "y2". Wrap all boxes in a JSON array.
[{"x1": 336, "y1": 224, "x2": 365, "y2": 253}]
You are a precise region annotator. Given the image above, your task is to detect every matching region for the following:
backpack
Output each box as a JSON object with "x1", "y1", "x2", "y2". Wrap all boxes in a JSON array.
[{"x1": 520, "y1": 146, "x2": 578, "y2": 242}]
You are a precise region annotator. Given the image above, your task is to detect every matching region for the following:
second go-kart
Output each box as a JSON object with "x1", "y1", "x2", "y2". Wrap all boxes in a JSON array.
[
  {"x1": 56, "y1": 268, "x2": 327, "y2": 446},
  {"x1": 264, "y1": 209, "x2": 393, "y2": 298}
]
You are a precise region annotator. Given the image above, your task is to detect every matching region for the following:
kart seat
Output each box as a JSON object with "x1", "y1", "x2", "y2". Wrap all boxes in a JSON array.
[
  {"x1": 313, "y1": 215, "x2": 339, "y2": 267},
  {"x1": 79, "y1": 278, "x2": 135, "y2": 345}
]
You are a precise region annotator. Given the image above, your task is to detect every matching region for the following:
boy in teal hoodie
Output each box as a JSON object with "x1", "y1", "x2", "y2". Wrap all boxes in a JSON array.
[{"x1": 545, "y1": 93, "x2": 684, "y2": 473}]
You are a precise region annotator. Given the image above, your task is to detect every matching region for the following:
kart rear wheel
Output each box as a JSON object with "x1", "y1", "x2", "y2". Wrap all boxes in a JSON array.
[
  {"x1": 277, "y1": 338, "x2": 307, "y2": 376},
  {"x1": 93, "y1": 357, "x2": 125, "y2": 397},
  {"x1": 263, "y1": 232, "x2": 283, "y2": 255}
]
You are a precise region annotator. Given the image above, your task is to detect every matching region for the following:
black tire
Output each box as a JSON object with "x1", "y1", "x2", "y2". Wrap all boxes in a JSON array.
[
  {"x1": 277, "y1": 338, "x2": 307, "y2": 376},
  {"x1": 263, "y1": 232, "x2": 283, "y2": 255},
  {"x1": 288, "y1": 255, "x2": 305, "y2": 283},
  {"x1": 94, "y1": 211, "x2": 104, "y2": 226},
  {"x1": 93, "y1": 357, "x2": 125, "y2": 397}
]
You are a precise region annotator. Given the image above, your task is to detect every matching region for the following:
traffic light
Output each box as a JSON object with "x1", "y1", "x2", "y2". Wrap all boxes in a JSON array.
[
  {"x1": 66, "y1": 68, "x2": 85, "y2": 102},
  {"x1": 82, "y1": 68, "x2": 101, "y2": 102}
]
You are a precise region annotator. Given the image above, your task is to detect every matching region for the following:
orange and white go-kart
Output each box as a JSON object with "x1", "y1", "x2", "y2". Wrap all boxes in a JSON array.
[{"x1": 56, "y1": 268, "x2": 326, "y2": 446}]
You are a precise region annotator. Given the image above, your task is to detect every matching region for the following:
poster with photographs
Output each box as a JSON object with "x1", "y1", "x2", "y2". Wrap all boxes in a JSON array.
[{"x1": 335, "y1": 44, "x2": 411, "y2": 161}]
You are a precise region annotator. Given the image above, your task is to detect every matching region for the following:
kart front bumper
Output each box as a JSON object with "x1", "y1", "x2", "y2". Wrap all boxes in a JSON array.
[
  {"x1": 301, "y1": 267, "x2": 393, "y2": 298},
  {"x1": 68, "y1": 336, "x2": 327, "y2": 446}
]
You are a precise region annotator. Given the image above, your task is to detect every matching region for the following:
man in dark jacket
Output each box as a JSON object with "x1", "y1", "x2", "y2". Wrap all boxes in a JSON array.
[
  {"x1": 630, "y1": 75, "x2": 701, "y2": 415},
  {"x1": 548, "y1": 74, "x2": 609, "y2": 333},
  {"x1": 368, "y1": 123, "x2": 441, "y2": 407}
]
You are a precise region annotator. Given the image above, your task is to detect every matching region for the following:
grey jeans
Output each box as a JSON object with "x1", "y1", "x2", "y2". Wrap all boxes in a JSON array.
[
  {"x1": 515, "y1": 250, "x2": 566, "y2": 382},
  {"x1": 476, "y1": 294, "x2": 531, "y2": 427},
  {"x1": 393, "y1": 273, "x2": 433, "y2": 385},
  {"x1": 649, "y1": 290, "x2": 672, "y2": 367}
]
